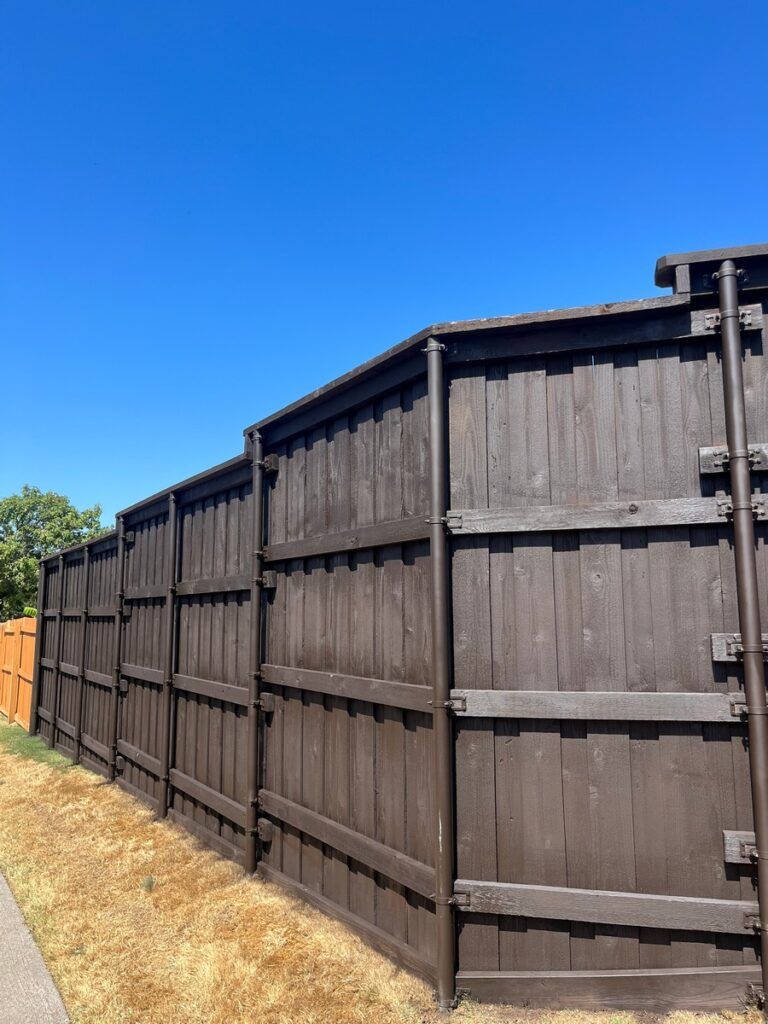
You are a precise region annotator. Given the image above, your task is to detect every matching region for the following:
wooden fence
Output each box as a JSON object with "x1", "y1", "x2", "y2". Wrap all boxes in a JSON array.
[
  {"x1": 29, "y1": 243, "x2": 768, "y2": 1012},
  {"x1": 1, "y1": 617, "x2": 36, "y2": 730}
]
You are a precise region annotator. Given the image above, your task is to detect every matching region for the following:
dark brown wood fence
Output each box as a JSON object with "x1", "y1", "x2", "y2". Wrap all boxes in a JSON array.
[{"x1": 30, "y1": 244, "x2": 768, "y2": 1012}]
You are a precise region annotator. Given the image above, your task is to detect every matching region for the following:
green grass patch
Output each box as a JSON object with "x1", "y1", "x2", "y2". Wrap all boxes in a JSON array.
[{"x1": 0, "y1": 719, "x2": 73, "y2": 769}]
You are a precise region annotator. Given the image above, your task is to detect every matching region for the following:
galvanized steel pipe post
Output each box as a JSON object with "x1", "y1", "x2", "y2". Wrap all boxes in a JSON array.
[
  {"x1": 717, "y1": 258, "x2": 768, "y2": 1003},
  {"x1": 74, "y1": 543, "x2": 91, "y2": 763},
  {"x1": 108, "y1": 517, "x2": 127, "y2": 781},
  {"x1": 158, "y1": 492, "x2": 179, "y2": 817},
  {"x1": 426, "y1": 336, "x2": 458, "y2": 1010},
  {"x1": 245, "y1": 430, "x2": 266, "y2": 874}
]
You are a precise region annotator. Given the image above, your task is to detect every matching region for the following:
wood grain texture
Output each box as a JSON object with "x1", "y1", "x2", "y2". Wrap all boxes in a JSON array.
[
  {"x1": 456, "y1": 965, "x2": 762, "y2": 1010},
  {"x1": 447, "y1": 496, "x2": 729, "y2": 534},
  {"x1": 454, "y1": 880, "x2": 758, "y2": 933},
  {"x1": 451, "y1": 689, "x2": 745, "y2": 722}
]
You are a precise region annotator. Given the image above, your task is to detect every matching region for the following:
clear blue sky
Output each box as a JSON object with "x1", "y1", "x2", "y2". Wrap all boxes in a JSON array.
[{"x1": 2, "y1": 2, "x2": 766, "y2": 524}]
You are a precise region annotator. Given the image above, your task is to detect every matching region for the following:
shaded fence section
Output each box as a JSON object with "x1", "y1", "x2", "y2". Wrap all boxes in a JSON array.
[
  {"x1": 29, "y1": 243, "x2": 768, "y2": 1012},
  {"x1": 0, "y1": 617, "x2": 36, "y2": 730}
]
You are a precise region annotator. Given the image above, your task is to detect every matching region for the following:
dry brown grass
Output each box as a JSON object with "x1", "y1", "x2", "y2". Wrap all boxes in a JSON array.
[{"x1": 0, "y1": 721, "x2": 761, "y2": 1024}]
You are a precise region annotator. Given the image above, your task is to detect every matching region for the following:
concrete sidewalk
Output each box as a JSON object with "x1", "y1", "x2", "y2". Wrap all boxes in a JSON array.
[{"x1": 0, "y1": 873, "x2": 69, "y2": 1024}]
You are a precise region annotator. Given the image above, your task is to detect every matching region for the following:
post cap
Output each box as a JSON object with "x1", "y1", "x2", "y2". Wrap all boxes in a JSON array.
[{"x1": 655, "y1": 244, "x2": 768, "y2": 294}]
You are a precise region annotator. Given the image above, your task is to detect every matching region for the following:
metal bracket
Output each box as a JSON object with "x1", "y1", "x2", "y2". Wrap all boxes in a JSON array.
[
  {"x1": 123, "y1": 530, "x2": 136, "y2": 546},
  {"x1": 741, "y1": 839, "x2": 758, "y2": 861},
  {"x1": 257, "y1": 571, "x2": 277, "y2": 590},
  {"x1": 429, "y1": 696, "x2": 466, "y2": 713},
  {"x1": 257, "y1": 818, "x2": 274, "y2": 842},
  {"x1": 118, "y1": 677, "x2": 130, "y2": 697},
  {"x1": 745, "y1": 911, "x2": 761, "y2": 931},
  {"x1": 422, "y1": 339, "x2": 446, "y2": 353},
  {"x1": 445, "y1": 511, "x2": 463, "y2": 531},
  {"x1": 258, "y1": 453, "x2": 279, "y2": 474},
  {"x1": 115, "y1": 755, "x2": 126, "y2": 773},
  {"x1": 452, "y1": 891, "x2": 471, "y2": 909},
  {"x1": 259, "y1": 692, "x2": 275, "y2": 714},
  {"x1": 699, "y1": 443, "x2": 768, "y2": 474},
  {"x1": 715, "y1": 495, "x2": 767, "y2": 520},
  {"x1": 729, "y1": 694, "x2": 748, "y2": 717},
  {"x1": 711, "y1": 632, "x2": 768, "y2": 663},
  {"x1": 704, "y1": 309, "x2": 754, "y2": 331}
]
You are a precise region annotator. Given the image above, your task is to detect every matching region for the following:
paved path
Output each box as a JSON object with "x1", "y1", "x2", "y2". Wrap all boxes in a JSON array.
[{"x1": 0, "y1": 873, "x2": 69, "y2": 1023}]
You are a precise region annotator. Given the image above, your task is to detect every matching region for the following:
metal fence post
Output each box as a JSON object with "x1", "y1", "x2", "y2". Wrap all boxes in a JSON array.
[
  {"x1": 245, "y1": 430, "x2": 266, "y2": 874},
  {"x1": 426, "y1": 336, "x2": 458, "y2": 1010},
  {"x1": 48, "y1": 554, "x2": 65, "y2": 749},
  {"x1": 716, "y1": 259, "x2": 768, "y2": 1004},
  {"x1": 74, "y1": 544, "x2": 90, "y2": 762},
  {"x1": 108, "y1": 517, "x2": 127, "y2": 781},
  {"x1": 158, "y1": 493, "x2": 179, "y2": 817}
]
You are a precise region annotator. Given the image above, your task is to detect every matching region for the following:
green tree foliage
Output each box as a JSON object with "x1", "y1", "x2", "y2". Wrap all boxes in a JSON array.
[{"x1": 0, "y1": 486, "x2": 106, "y2": 620}]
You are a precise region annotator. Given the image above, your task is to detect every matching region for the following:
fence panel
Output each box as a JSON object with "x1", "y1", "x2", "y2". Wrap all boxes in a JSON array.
[
  {"x1": 28, "y1": 243, "x2": 768, "y2": 1011},
  {"x1": 80, "y1": 537, "x2": 119, "y2": 775},
  {"x1": 448, "y1": 338, "x2": 759, "y2": 982},
  {"x1": 258, "y1": 377, "x2": 437, "y2": 978},
  {"x1": 0, "y1": 617, "x2": 37, "y2": 729},
  {"x1": 168, "y1": 461, "x2": 253, "y2": 860}
]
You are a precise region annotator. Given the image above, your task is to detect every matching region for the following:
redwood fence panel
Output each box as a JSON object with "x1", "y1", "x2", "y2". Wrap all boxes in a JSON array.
[
  {"x1": 0, "y1": 616, "x2": 36, "y2": 729},
  {"x1": 29, "y1": 243, "x2": 768, "y2": 1012}
]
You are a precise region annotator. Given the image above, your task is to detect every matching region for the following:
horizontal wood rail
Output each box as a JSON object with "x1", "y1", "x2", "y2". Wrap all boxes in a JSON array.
[
  {"x1": 121, "y1": 663, "x2": 164, "y2": 685},
  {"x1": 117, "y1": 739, "x2": 161, "y2": 777},
  {"x1": 447, "y1": 497, "x2": 735, "y2": 536},
  {"x1": 453, "y1": 879, "x2": 759, "y2": 934},
  {"x1": 450, "y1": 689, "x2": 746, "y2": 722},
  {"x1": 261, "y1": 664, "x2": 433, "y2": 713},
  {"x1": 169, "y1": 768, "x2": 246, "y2": 828},
  {"x1": 87, "y1": 606, "x2": 116, "y2": 618},
  {"x1": 259, "y1": 789, "x2": 435, "y2": 898},
  {"x1": 80, "y1": 732, "x2": 110, "y2": 762},
  {"x1": 84, "y1": 668, "x2": 114, "y2": 689},
  {"x1": 124, "y1": 584, "x2": 166, "y2": 601},
  {"x1": 59, "y1": 661, "x2": 79, "y2": 677},
  {"x1": 55, "y1": 717, "x2": 76, "y2": 740},
  {"x1": 173, "y1": 673, "x2": 249, "y2": 707},
  {"x1": 40, "y1": 657, "x2": 56, "y2": 670},
  {"x1": 175, "y1": 574, "x2": 250, "y2": 597},
  {"x1": 263, "y1": 515, "x2": 430, "y2": 563},
  {"x1": 36, "y1": 706, "x2": 51, "y2": 724},
  {"x1": 455, "y1": 966, "x2": 762, "y2": 1012}
]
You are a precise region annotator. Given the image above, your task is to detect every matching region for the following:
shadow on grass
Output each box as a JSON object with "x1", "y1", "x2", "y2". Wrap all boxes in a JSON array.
[{"x1": 0, "y1": 720, "x2": 74, "y2": 770}]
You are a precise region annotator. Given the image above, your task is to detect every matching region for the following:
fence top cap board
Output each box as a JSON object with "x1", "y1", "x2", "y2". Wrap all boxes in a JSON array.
[
  {"x1": 242, "y1": 296, "x2": 686, "y2": 441},
  {"x1": 41, "y1": 530, "x2": 118, "y2": 564},
  {"x1": 655, "y1": 242, "x2": 768, "y2": 292},
  {"x1": 115, "y1": 451, "x2": 249, "y2": 520},
  {"x1": 244, "y1": 241, "x2": 766, "y2": 442}
]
